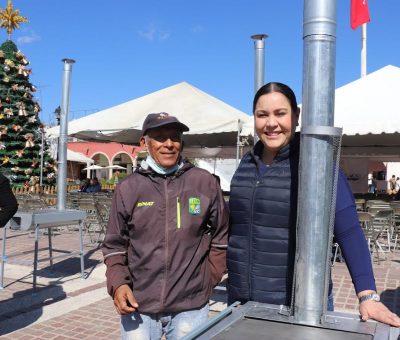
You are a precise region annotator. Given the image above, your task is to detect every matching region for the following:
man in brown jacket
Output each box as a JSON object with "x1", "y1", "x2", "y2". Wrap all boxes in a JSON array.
[{"x1": 101, "y1": 112, "x2": 228, "y2": 339}]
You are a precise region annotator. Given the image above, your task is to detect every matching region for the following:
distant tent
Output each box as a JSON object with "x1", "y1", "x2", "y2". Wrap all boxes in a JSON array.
[
  {"x1": 324, "y1": 65, "x2": 400, "y2": 193},
  {"x1": 67, "y1": 149, "x2": 93, "y2": 163},
  {"x1": 334, "y1": 65, "x2": 400, "y2": 158},
  {"x1": 46, "y1": 82, "x2": 253, "y2": 151}
]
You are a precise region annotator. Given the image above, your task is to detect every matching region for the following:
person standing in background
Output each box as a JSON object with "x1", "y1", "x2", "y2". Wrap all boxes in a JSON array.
[
  {"x1": 388, "y1": 175, "x2": 397, "y2": 196},
  {"x1": 368, "y1": 173, "x2": 375, "y2": 194}
]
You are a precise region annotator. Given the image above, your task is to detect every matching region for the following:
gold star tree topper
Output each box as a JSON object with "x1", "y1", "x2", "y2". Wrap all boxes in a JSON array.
[{"x1": 0, "y1": 0, "x2": 28, "y2": 40}]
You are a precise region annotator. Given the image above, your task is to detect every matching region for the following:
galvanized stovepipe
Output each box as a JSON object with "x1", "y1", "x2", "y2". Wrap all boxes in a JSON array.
[
  {"x1": 57, "y1": 58, "x2": 75, "y2": 211},
  {"x1": 294, "y1": 0, "x2": 337, "y2": 325}
]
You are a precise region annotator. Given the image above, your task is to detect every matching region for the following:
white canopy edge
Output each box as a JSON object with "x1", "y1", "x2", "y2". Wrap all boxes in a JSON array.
[
  {"x1": 67, "y1": 149, "x2": 94, "y2": 164},
  {"x1": 46, "y1": 82, "x2": 254, "y2": 147}
]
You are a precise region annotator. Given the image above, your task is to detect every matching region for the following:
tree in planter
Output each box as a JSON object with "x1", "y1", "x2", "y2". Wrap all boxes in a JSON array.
[{"x1": 0, "y1": 1, "x2": 57, "y2": 188}]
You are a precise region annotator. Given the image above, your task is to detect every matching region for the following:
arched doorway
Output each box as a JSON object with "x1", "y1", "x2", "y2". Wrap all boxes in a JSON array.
[
  {"x1": 108, "y1": 152, "x2": 134, "y2": 182},
  {"x1": 91, "y1": 153, "x2": 110, "y2": 180}
]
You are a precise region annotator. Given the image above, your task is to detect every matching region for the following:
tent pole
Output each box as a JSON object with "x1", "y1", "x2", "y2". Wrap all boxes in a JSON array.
[
  {"x1": 39, "y1": 128, "x2": 44, "y2": 187},
  {"x1": 69, "y1": 161, "x2": 74, "y2": 181},
  {"x1": 236, "y1": 119, "x2": 241, "y2": 168}
]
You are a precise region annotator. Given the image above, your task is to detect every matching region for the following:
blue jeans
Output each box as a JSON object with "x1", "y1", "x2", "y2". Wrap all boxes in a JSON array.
[
  {"x1": 120, "y1": 303, "x2": 209, "y2": 340},
  {"x1": 327, "y1": 280, "x2": 334, "y2": 312},
  {"x1": 327, "y1": 290, "x2": 334, "y2": 311}
]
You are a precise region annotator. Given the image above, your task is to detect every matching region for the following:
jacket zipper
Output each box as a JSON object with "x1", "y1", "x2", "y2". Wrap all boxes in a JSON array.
[
  {"x1": 248, "y1": 175, "x2": 260, "y2": 300},
  {"x1": 161, "y1": 178, "x2": 169, "y2": 308},
  {"x1": 176, "y1": 197, "x2": 181, "y2": 229}
]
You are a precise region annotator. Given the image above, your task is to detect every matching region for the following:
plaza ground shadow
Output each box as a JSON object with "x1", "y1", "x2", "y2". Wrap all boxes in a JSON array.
[
  {"x1": 35, "y1": 247, "x2": 101, "y2": 279},
  {"x1": 0, "y1": 284, "x2": 66, "y2": 335},
  {"x1": 0, "y1": 247, "x2": 101, "y2": 335}
]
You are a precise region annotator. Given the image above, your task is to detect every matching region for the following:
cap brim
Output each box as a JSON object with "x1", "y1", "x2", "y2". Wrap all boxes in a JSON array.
[{"x1": 142, "y1": 122, "x2": 189, "y2": 136}]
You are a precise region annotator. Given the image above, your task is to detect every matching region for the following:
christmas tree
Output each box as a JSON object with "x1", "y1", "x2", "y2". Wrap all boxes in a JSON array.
[{"x1": 0, "y1": 0, "x2": 56, "y2": 187}]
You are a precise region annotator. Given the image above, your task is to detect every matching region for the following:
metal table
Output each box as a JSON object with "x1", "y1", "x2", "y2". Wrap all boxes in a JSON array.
[
  {"x1": 0, "y1": 209, "x2": 86, "y2": 291},
  {"x1": 183, "y1": 301, "x2": 399, "y2": 340}
]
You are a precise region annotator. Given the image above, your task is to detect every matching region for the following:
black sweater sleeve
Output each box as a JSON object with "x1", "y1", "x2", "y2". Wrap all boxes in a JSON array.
[{"x1": 0, "y1": 174, "x2": 18, "y2": 227}]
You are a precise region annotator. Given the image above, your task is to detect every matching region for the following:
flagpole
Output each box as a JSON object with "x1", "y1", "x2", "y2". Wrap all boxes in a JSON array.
[{"x1": 361, "y1": 23, "x2": 367, "y2": 77}]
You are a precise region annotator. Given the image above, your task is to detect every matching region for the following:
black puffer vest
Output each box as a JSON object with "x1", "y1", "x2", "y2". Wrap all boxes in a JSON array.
[{"x1": 227, "y1": 134, "x2": 300, "y2": 306}]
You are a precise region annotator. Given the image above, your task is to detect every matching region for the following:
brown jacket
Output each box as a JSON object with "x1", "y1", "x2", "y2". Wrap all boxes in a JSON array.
[{"x1": 101, "y1": 160, "x2": 228, "y2": 313}]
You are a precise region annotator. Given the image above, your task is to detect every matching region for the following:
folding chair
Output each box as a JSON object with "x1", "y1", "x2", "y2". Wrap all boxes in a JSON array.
[
  {"x1": 331, "y1": 242, "x2": 343, "y2": 266},
  {"x1": 392, "y1": 207, "x2": 400, "y2": 250},
  {"x1": 79, "y1": 201, "x2": 103, "y2": 244},
  {"x1": 368, "y1": 210, "x2": 393, "y2": 264}
]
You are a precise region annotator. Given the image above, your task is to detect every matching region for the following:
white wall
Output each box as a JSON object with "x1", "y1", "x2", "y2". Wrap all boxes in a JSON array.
[
  {"x1": 340, "y1": 157, "x2": 369, "y2": 193},
  {"x1": 387, "y1": 162, "x2": 400, "y2": 180},
  {"x1": 340, "y1": 159, "x2": 400, "y2": 194},
  {"x1": 196, "y1": 158, "x2": 237, "y2": 192}
]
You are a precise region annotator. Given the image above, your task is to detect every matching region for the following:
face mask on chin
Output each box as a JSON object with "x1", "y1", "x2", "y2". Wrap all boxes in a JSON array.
[{"x1": 144, "y1": 154, "x2": 182, "y2": 175}]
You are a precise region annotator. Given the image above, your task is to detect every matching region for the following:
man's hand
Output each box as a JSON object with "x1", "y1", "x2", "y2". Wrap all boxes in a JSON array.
[
  {"x1": 359, "y1": 301, "x2": 400, "y2": 327},
  {"x1": 113, "y1": 284, "x2": 139, "y2": 315}
]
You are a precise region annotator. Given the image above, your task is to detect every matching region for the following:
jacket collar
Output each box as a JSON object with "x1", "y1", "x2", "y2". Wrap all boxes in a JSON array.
[{"x1": 251, "y1": 132, "x2": 300, "y2": 166}]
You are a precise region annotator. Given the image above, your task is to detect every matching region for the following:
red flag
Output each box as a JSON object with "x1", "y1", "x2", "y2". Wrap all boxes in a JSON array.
[{"x1": 351, "y1": 0, "x2": 370, "y2": 30}]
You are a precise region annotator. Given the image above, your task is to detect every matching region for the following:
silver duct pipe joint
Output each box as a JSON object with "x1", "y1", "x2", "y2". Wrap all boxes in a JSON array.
[
  {"x1": 251, "y1": 34, "x2": 268, "y2": 92},
  {"x1": 251, "y1": 34, "x2": 268, "y2": 144},
  {"x1": 57, "y1": 58, "x2": 75, "y2": 211},
  {"x1": 294, "y1": 0, "x2": 337, "y2": 325}
]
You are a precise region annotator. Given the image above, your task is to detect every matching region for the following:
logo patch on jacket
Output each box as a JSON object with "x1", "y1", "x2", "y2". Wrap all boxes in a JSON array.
[
  {"x1": 137, "y1": 201, "x2": 154, "y2": 207},
  {"x1": 188, "y1": 197, "x2": 201, "y2": 215}
]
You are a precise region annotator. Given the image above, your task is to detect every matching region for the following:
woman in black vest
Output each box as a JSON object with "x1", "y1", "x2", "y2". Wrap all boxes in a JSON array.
[{"x1": 227, "y1": 82, "x2": 400, "y2": 327}]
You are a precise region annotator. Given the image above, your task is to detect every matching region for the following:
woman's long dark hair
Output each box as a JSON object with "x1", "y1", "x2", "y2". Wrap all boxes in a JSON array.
[{"x1": 253, "y1": 82, "x2": 298, "y2": 114}]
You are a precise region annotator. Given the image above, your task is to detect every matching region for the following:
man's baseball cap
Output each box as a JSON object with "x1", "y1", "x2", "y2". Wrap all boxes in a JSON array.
[{"x1": 142, "y1": 112, "x2": 189, "y2": 136}]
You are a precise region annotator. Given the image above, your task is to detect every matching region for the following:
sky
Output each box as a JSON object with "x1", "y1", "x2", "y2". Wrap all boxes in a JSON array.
[{"x1": 1, "y1": 0, "x2": 399, "y2": 126}]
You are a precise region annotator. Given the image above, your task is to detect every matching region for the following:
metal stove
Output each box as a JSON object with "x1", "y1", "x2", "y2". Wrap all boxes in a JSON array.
[
  {"x1": 0, "y1": 208, "x2": 86, "y2": 291},
  {"x1": 183, "y1": 301, "x2": 399, "y2": 340}
]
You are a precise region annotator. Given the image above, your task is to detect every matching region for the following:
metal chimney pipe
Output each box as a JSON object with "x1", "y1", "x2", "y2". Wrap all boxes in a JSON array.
[
  {"x1": 294, "y1": 0, "x2": 337, "y2": 325},
  {"x1": 57, "y1": 58, "x2": 75, "y2": 211},
  {"x1": 251, "y1": 34, "x2": 268, "y2": 144}
]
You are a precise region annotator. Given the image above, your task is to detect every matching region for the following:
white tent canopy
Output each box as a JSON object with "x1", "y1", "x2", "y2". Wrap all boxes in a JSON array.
[
  {"x1": 82, "y1": 164, "x2": 104, "y2": 171},
  {"x1": 334, "y1": 65, "x2": 400, "y2": 158},
  {"x1": 67, "y1": 149, "x2": 94, "y2": 164},
  {"x1": 105, "y1": 165, "x2": 126, "y2": 170},
  {"x1": 320, "y1": 64, "x2": 400, "y2": 193},
  {"x1": 334, "y1": 65, "x2": 400, "y2": 135},
  {"x1": 297, "y1": 65, "x2": 400, "y2": 158},
  {"x1": 46, "y1": 82, "x2": 253, "y2": 149}
]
